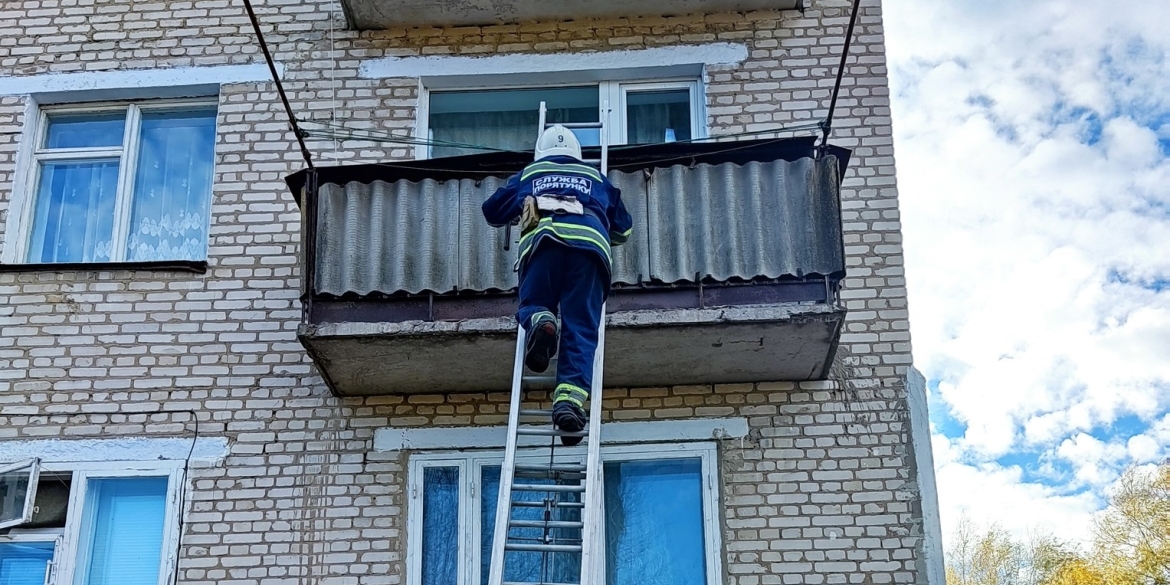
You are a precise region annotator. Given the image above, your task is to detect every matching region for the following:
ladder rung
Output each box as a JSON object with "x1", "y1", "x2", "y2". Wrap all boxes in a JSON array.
[
  {"x1": 521, "y1": 375, "x2": 556, "y2": 388},
  {"x1": 517, "y1": 427, "x2": 588, "y2": 438},
  {"x1": 509, "y1": 519, "x2": 583, "y2": 530},
  {"x1": 515, "y1": 470, "x2": 584, "y2": 482},
  {"x1": 517, "y1": 409, "x2": 553, "y2": 417},
  {"x1": 505, "y1": 543, "x2": 583, "y2": 554},
  {"x1": 512, "y1": 483, "x2": 585, "y2": 493},
  {"x1": 514, "y1": 463, "x2": 586, "y2": 473},
  {"x1": 511, "y1": 500, "x2": 585, "y2": 509},
  {"x1": 506, "y1": 582, "x2": 579, "y2": 585}
]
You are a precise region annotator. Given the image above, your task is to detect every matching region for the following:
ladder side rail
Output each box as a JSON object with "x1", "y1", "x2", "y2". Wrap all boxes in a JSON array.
[
  {"x1": 487, "y1": 326, "x2": 529, "y2": 585},
  {"x1": 578, "y1": 307, "x2": 607, "y2": 584},
  {"x1": 600, "y1": 100, "x2": 609, "y2": 176},
  {"x1": 538, "y1": 101, "x2": 548, "y2": 140}
]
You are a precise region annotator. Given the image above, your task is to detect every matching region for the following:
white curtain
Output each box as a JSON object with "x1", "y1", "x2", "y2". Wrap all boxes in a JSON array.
[
  {"x1": 430, "y1": 107, "x2": 595, "y2": 158},
  {"x1": 627, "y1": 101, "x2": 691, "y2": 145},
  {"x1": 126, "y1": 110, "x2": 216, "y2": 262}
]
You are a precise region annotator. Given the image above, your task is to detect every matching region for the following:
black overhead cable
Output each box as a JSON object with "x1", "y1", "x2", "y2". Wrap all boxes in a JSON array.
[
  {"x1": 241, "y1": 0, "x2": 314, "y2": 169},
  {"x1": 820, "y1": 0, "x2": 863, "y2": 153}
]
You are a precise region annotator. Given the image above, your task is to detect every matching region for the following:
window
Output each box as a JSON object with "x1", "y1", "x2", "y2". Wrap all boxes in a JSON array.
[
  {"x1": 12, "y1": 101, "x2": 217, "y2": 264},
  {"x1": 0, "y1": 459, "x2": 41, "y2": 530},
  {"x1": 406, "y1": 444, "x2": 722, "y2": 585},
  {"x1": 423, "y1": 80, "x2": 704, "y2": 158},
  {"x1": 0, "y1": 538, "x2": 57, "y2": 585},
  {"x1": 0, "y1": 463, "x2": 183, "y2": 585}
]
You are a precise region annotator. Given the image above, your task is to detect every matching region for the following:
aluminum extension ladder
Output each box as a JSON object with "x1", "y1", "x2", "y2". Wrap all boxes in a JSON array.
[
  {"x1": 536, "y1": 100, "x2": 610, "y2": 175},
  {"x1": 485, "y1": 103, "x2": 611, "y2": 585}
]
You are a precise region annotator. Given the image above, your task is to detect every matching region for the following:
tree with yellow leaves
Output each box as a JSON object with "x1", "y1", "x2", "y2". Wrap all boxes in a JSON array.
[
  {"x1": 945, "y1": 463, "x2": 1168, "y2": 585},
  {"x1": 1089, "y1": 464, "x2": 1169, "y2": 585}
]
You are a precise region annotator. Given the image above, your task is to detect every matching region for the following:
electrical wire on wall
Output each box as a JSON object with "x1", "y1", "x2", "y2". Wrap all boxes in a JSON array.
[
  {"x1": 241, "y1": 0, "x2": 315, "y2": 169},
  {"x1": 329, "y1": 0, "x2": 340, "y2": 162},
  {"x1": 819, "y1": 0, "x2": 863, "y2": 155},
  {"x1": 140, "y1": 408, "x2": 200, "y2": 585}
]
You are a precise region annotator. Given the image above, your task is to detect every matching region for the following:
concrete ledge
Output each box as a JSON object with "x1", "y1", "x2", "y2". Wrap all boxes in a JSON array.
[
  {"x1": 305, "y1": 303, "x2": 840, "y2": 338},
  {"x1": 0, "y1": 437, "x2": 230, "y2": 466},
  {"x1": 343, "y1": 0, "x2": 800, "y2": 29},
  {"x1": 374, "y1": 417, "x2": 749, "y2": 451},
  {"x1": 300, "y1": 303, "x2": 844, "y2": 395}
]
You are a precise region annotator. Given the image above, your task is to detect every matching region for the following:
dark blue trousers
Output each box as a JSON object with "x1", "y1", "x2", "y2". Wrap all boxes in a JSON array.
[{"x1": 518, "y1": 240, "x2": 608, "y2": 399}]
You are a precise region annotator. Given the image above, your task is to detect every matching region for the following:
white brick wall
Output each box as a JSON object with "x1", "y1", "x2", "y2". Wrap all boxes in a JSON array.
[{"x1": 0, "y1": 0, "x2": 924, "y2": 583}]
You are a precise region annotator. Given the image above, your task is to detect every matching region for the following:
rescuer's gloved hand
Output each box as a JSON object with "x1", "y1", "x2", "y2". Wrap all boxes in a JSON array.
[{"x1": 520, "y1": 196, "x2": 539, "y2": 233}]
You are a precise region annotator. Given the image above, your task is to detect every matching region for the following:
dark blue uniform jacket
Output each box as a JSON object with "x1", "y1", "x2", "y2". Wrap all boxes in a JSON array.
[{"x1": 482, "y1": 155, "x2": 633, "y2": 274}]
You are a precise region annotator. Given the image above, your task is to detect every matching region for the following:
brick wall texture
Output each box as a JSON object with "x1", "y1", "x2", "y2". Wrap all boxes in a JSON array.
[{"x1": 0, "y1": 0, "x2": 921, "y2": 584}]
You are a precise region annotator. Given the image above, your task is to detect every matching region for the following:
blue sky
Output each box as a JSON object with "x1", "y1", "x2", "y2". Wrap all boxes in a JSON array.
[{"x1": 883, "y1": 0, "x2": 1169, "y2": 545}]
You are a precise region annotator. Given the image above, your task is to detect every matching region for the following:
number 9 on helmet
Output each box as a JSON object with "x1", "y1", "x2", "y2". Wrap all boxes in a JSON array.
[{"x1": 534, "y1": 124, "x2": 582, "y2": 162}]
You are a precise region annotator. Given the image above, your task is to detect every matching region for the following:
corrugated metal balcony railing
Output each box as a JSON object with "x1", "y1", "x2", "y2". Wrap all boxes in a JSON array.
[
  {"x1": 287, "y1": 137, "x2": 849, "y2": 396},
  {"x1": 340, "y1": 0, "x2": 801, "y2": 29}
]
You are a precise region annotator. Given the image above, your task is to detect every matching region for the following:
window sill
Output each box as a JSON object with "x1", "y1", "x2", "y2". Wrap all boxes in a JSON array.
[{"x1": 0, "y1": 260, "x2": 208, "y2": 274}]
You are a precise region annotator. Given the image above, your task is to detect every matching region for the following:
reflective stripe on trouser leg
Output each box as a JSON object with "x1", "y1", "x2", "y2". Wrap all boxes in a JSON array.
[
  {"x1": 529, "y1": 310, "x2": 556, "y2": 328},
  {"x1": 553, "y1": 384, "x2": 589, "y2": 408}
]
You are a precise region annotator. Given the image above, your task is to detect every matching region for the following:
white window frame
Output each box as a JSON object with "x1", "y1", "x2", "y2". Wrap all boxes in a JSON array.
[
  {"x1": 0, "y1": 458, "x2": 41, "y2": 529},
  {"x1": 0, "y1": 460, "x2": 186, "y2": 585},
  {"x1": 415, "y1": 79, "x2": 707, "y2": 160},
  {"x1": 614, "y1": 80, "x2": 706, "y2": 146},
  {"x1": 405, "y1": 442, "x2": 723, "y2": 585},
  {"x1": 0, "y1": 529, "x2": 64, "y2": 585},
  {"x1": 6, "y1": 98, "x2": 219, "y2": 265}
]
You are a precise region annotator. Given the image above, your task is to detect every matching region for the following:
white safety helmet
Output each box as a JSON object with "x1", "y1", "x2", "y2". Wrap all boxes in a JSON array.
[{"x1": 534, "y1": 124, "x2": 582, "y2": 161}]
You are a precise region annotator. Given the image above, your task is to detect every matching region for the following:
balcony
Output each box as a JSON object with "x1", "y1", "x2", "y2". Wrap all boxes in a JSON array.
[
  {"x1": 340, "y1": 0, "x2": 802, "y2": 29},
  {"x1": 287, "y1": 137, "x2": 849, "y2": 396}
]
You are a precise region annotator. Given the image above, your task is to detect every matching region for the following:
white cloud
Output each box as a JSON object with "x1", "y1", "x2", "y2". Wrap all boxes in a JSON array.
[
  {"x1": 932, "y1": 435, "x2": 1101, "y2": 545},
  {"x1": 883, "y1": 0, "x2": 1170, "y2": 546}
]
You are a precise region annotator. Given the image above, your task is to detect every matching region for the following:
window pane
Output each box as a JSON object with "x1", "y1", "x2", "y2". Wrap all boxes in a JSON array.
[
  {"x1": 430, "y1": 87, "x2": 599, "y2": 158},
  {"x1": 481, "y1": 466, "x2": 581, "y2": 585},
  {"x1": 422, "y1": 467, "x2": 459, "y2": 585},
  {"x1": 0, "y1": 462, "x2": 34, "y2": 527},
  {"x1": 604, "y1": 458, "x2": 706, "y2": 585},
  {"x1": 0, "y1": 541, "x2": 54, "y2": 585},
  {"x1": 126, "y1": 109, "x2": 216, "y2": 262},
  {"x1": 83, "y1": 477, "x2": 168, "y2": 585},
  {"x1": 44, "y1": 113, "x2": 126, "y2": 149},
  {"x1": 28, "y1": 160, "x2": 119, "y2": 263},
  {"x1": 626, "y1": 89, "x2": 693, "y2": 145}
]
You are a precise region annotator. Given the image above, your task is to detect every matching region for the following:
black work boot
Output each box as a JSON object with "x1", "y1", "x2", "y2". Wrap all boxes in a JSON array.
[
  {"x1": 524, "y1": 314, "x2": 558, "y2": 373},
  {"x1": 552, "y1": 400, "x2": 587, "y2": 447}
]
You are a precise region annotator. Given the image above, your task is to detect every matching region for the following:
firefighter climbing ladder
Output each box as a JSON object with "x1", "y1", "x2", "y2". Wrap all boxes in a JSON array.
[{"x1": 485, "y1": 103, "x2": 611, "y2": 585}]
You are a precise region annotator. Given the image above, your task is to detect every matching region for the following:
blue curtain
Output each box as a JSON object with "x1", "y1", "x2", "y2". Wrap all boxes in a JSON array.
[
  {"x1": 603, "y1": 458, "x2": 706, "y2": 585},
  {"x1": 480, "y1": 466, "x2": 581, "y2": 585},
  {"x1": 83, "y1": 477, "x2": 168, "y2": 585},
  {"x1": 126, "y1": 109, "x2": 216, "y2": 262},
  {"x1": 28, "y1": 160, "x2": 119, "y2": 263},
  {"x1": 0, "y1": 542, "x2": 54, "y2": 585},
  {"x1": 420, "y1": 457, "x2": 707, "y2": 585},
  {"x1": 421, "y1": 467, "x2": 459, "y2": 585}
]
